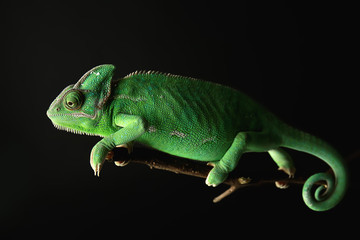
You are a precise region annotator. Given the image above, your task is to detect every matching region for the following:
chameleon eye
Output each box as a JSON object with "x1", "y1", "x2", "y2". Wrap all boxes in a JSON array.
[{"x1": 64, "y1": 89, "x2": 84, "y2": 110}]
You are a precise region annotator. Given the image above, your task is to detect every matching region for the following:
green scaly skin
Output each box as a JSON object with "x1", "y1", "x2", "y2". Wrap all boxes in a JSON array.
[{"x1": 46, "y1": 64, "x2": 348, "y2": 211}]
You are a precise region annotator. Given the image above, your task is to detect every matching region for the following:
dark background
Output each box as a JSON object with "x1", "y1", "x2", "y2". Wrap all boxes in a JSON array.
[{"x1": 2, "y1": 0, "x2": 358, "y2": 238}]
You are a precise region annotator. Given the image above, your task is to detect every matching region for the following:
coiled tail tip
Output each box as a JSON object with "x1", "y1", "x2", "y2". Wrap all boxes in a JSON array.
[
  {"x1": 279, "y1": 123, "x2": 348, "y2": 211},
  {"x1": 302, "y1": 171, "x2": 346, "y2": 211}
]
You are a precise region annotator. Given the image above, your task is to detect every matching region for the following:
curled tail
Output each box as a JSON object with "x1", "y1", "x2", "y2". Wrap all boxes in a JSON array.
[{"x1": 280, "y1": 124, "x2": 348, "y2": 211}]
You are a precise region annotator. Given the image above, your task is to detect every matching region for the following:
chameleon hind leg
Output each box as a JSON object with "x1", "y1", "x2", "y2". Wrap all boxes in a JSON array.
[
  {"x1": 206, "y1": 132, "x2": 247, "y2": 187},
  {"x1": 206, "y1": 131, "x2": 283, "y2": 187},
  {"x1": 268, "y1": 148, "x2": 296, "y2": 177},
  {"x1": 268, "y1": 148, "x2": 296, "y2": 189}
]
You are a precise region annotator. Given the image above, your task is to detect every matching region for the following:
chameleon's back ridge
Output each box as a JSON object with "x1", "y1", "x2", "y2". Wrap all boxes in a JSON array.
[{"x1": 47, "y1": 64, "x2": 348, "y2": 211}]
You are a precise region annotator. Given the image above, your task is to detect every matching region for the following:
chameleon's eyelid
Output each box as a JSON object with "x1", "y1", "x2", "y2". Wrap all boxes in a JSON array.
[{"x1": 63, "y1": 89, "x2": 84, "y2": 110}]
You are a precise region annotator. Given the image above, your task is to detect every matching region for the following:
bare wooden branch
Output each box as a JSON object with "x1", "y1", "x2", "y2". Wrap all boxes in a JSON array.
[{"x1": 110, "y1": 147, "x2": 328, "y2": 203}]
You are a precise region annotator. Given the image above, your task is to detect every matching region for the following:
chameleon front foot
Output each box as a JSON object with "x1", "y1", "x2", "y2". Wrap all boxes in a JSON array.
[
  {"x1": 113, "y1": 142, "x2": 132, "y2": 167},
  {"x1": 94, "y1": 163, "x2": 103, "y2": 177},
  {"x1": 116, "y1": 141, "x2": 134, "y2": 154},
  {"x1": 114, "y1": 159, "x2": 130, "y2": 167},
  {"x1": 90, "y1": 141, "x2": 133, "y2": 176},
  {"x1": 91, "y1": 157, "x2": 105, "y2": 177},
  {"x1": 90, "y1": 142, "x2": 110, "y2": 177},
  {"x1": 104, "y1": 150, "x2": 129, "y2": 166}
]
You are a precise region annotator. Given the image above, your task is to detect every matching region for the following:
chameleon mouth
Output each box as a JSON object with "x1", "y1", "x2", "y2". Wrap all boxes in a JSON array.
[
  {"x1": 51, "y1": 122, "x2": 102, "y2": 137},
  {"x1": 47, "y1": 112, "x2": 95, "y2": 119}
]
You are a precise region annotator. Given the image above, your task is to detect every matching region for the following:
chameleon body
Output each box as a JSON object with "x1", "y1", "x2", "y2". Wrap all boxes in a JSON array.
[{"x1": 47, "y1": 64, "x2": 348, "y2": 211}]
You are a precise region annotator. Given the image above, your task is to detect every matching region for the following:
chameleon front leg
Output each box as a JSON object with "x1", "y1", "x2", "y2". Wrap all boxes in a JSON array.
[{"x1": 90, "y1": 114, "x2": 147, "y2": 176}]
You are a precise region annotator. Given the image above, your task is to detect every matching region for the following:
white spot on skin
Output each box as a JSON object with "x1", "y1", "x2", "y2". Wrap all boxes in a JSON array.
[
  {"x1": 91, "y1": 71, "x2": 100, "y2": 76},
  {"x1": 114, "y1": 94, "x2": 146, "y2": 102},
  {"x1": 148, "y1": 126, "x2": 157, "y2": 133},
  {"x1": 201, "y1": 136, "x2": 216, "y2": 144},
  {"x1": 170, "y1": 130, "x2": 186, "y2": 138}
]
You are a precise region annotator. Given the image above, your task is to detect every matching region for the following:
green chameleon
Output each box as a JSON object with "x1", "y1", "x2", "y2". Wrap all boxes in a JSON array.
[{"x1": 46, "y1": 64, "x2": 348, "y2": 211}]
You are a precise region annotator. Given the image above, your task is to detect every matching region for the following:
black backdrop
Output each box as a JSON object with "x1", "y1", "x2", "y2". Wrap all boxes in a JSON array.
[{"x1": 2, "y1": 1, "x2": 359, "y2": 238}]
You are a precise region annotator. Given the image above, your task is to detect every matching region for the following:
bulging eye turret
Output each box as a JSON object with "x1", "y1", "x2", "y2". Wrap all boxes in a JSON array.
[{"x1": 63, "y1": 89, "x2": 84, "y2": 110}]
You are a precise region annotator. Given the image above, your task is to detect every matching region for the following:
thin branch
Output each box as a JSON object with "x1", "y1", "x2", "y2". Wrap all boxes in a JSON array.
[{"x1": 109, "y1": 147, "x2": 337, "y2": 203}]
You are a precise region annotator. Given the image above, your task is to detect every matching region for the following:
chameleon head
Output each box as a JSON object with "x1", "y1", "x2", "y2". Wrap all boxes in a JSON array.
[{"x1": 46, "y1": 64, "x2": 116, "y2": 136}]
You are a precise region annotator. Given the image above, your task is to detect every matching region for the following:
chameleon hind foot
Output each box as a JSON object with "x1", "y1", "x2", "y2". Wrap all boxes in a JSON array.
[
  {"x1": 205, "y1": 162, "x2": 229, "y2": 187},
  {"x1": 268, "y1": 148, "x2": 295, "y2": 189},
  {"x1": 278, "y1": 166, "x2": 296, "y2": 178},
  {"x1": 275, "y1": 180, "x2": 290, "y2": 189},
  {"x1": 268, "y1": 148, "x2": 296, "y2": 178},
  {"x1": 275, "y1": 167, "x2": 295, "y2": 189},
  {"x1": 206, "y1": 132, "x2": 247, "y2": 187}
]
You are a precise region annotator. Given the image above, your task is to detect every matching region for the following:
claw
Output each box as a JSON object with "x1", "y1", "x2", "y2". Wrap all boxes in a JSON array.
[
  {"x1": 278, "y1": 167, "x2": 296, "y2": 178},
  {"x1": 205, "y1": 177, "x2": 218, "y2": 187},
  {"x1": 114, "y1": 159, "x2": 129, "y2": 167},
  {"x1": 90, "y1": 149, "x2": 105, "y2": 177},
  {"x1": 275, "y1": 181, "x2": 290, "y2": 189},
  {"x1": 116, "y1": 142, "x2": 134, "y2": 154},
  {"x1": 276, "y1": 167, "x2": 295, "y2": 189},
  {"x1": 105, "y1": 151, "x2": 114, "y2": 162},
  {"x1": 94, "y1": 163, "x2": 103, "y2": 177},
  {"x1": 92, "y1": 163, "x2": 102, "y2": 177},
  {"x1": 207, "y1": 162, "x2": 216, "y2": 167}
]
